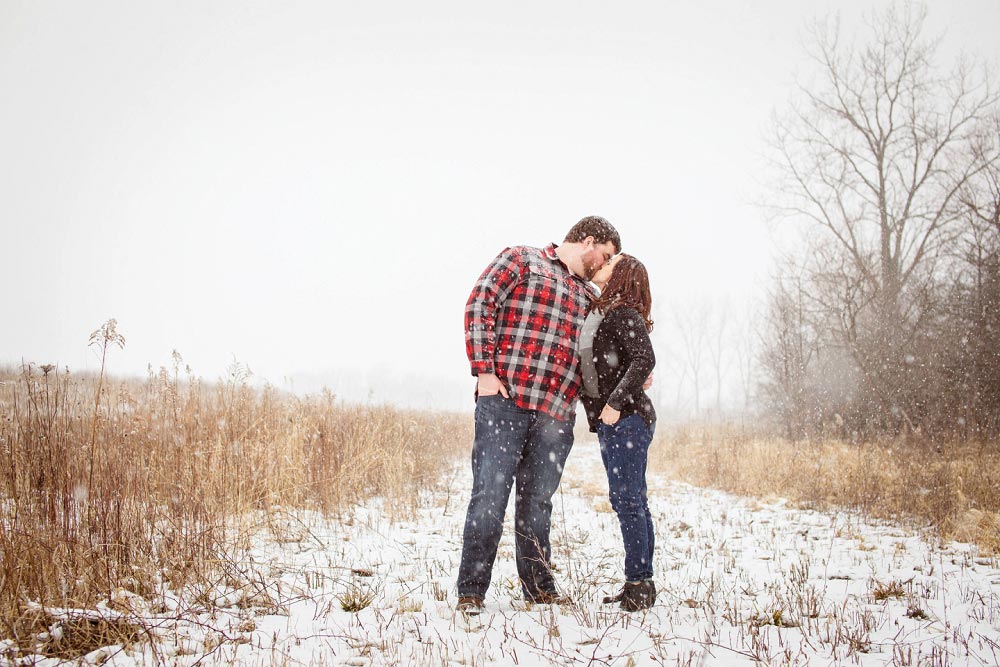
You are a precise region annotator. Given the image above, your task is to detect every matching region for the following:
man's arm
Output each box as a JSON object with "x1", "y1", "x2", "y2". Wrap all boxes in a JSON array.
[{"x1": 465, "y1": 247, "x2": 523, "y2": 396}]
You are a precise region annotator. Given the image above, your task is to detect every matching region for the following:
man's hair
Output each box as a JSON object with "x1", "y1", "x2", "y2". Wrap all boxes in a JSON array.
[{"x1": 564, "y1": 215, "x2": 621, "y2": 254}]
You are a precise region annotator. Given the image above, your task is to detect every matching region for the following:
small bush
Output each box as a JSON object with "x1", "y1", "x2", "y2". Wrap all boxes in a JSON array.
[{"x1": 338, "y1": 586, "x2": 377, "y2": 613}]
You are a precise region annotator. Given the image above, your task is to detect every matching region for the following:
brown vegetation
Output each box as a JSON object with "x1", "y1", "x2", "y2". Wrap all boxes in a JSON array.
[
  {"x1": 0, "y1": 360, "x2": 470, "y2": 644},
  {"x1": 650, "y1": 423, "x2": 1000, "y2": 553}
]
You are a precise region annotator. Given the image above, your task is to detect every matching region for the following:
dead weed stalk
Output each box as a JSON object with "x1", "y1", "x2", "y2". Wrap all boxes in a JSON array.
[{"x1": 0, "y1": 326, "x2": 470, "y2": 652}]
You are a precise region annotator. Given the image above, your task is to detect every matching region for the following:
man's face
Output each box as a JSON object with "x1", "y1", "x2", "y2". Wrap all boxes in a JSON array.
[
  {"x1": 591, "y1": 253, "x2": 623, "y2": 290},
  {"x1": 580, "y1": 238, "x2": 617, "y2": 280}
]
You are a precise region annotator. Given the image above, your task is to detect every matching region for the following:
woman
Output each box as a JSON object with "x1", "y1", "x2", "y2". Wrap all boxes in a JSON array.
[{"x1": 580, "y1": 253, "x2": 657, "y2": 612}]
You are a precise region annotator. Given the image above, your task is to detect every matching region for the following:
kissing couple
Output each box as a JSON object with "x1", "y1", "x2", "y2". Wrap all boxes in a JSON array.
[{"x1": 456, "y1": 215, "x2": 657, "y2": 615}]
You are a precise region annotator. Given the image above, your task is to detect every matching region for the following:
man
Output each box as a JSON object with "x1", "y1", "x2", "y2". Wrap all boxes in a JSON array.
[{"x1": 456, "y1": 215, "x2": 622, "y2": 614}]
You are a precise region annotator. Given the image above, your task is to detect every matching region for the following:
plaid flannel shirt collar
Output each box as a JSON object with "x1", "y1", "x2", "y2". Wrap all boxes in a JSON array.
[{"x1": 542, "y1": 242, "x2": 573, "y2": 278}]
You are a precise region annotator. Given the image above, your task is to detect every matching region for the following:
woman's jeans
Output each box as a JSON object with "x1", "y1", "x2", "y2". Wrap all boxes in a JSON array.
[
  {"x1": 456, "y1": 394, "x2": 575, "y2": 601},
  {"x1": 597, "y1": 414, "x2": 656, "y2": 582}
]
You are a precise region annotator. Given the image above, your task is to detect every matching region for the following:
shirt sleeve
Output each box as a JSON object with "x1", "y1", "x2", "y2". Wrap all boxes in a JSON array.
[
  {"x1": 464, "y1": 247, "x2": 524, "y2": 376},
  {"x1": 605, "y1": 308, "x2": 656, "y2": 410}
]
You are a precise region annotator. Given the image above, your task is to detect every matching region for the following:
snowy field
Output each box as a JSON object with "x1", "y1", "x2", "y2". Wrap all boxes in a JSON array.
[{"x1": 7, "y1": 442, "x2": 1000, "y2": 667}]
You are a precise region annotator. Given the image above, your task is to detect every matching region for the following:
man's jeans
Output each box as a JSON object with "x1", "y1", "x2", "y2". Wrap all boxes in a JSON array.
[
  {"x1": 597, "y1": 414, "x2": 656, "y2": 582},
  {"x1": 456, "y1": 394, "x2": 575, "y2": 601}
]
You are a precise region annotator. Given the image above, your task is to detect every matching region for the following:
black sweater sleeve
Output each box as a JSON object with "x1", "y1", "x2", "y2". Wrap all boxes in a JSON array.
[{"x1": 605, "y1": 307, "x2": 656, "y2": 411}]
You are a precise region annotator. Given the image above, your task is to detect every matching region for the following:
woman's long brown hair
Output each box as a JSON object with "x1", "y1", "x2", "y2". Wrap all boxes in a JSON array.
[{"x1": 591, "y1": 254, "x2": 654, "y2": 332}]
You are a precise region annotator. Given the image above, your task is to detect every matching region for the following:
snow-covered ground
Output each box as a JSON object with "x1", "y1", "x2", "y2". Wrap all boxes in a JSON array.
[{"x1": 7, "y1": 442, "x2": 1000, "y2": 666}]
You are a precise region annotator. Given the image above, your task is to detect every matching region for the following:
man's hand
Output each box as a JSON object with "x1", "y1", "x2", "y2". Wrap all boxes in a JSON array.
[
  {"x1": 643, "y1": 372, "x2": 654, "y2": 391},
  {"x1": 600, "y1": 404, "x2": 621, "y2": 426},
  {"x1": 477, "y1": 373, "x2": 510, "y2": 398}
]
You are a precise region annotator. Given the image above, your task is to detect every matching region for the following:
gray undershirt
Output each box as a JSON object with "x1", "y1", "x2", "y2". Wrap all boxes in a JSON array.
[{"x1": 579, "y1": 310, "x2": 605, "y2": 399}]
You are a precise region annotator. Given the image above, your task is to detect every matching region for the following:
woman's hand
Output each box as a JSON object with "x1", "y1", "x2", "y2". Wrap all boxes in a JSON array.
[{"x1": 600, "y1": 404, "x2": 621, "y2": 426}]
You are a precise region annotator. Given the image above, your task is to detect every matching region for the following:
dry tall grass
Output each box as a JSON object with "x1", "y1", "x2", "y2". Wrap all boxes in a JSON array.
[
  {"x1": 649, "y1": 423, "x2": 1000, "y2": 552},
  {"x1": 0, "y1": 358, "x2": 470, "y2": 638}
]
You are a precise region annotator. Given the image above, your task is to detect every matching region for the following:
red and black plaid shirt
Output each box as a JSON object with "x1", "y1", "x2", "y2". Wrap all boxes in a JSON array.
[{"x1": 465, "y1": 243, "x2": 596, "y2": 421}]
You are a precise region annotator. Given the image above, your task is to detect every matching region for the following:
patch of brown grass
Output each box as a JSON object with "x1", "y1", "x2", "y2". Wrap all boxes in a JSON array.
[
  {"x1": 649, "y1": 423, "x2": 1000, "y2": 551},
  {"x1": 4, "y1": 607, "x2": 144, "y2": 660},
  {"x1": 0, "y1": 360, "x2": 470, "y2": 646},
  {"x1": 871, "y1": 579, "x2": 907, "y2": 602}
]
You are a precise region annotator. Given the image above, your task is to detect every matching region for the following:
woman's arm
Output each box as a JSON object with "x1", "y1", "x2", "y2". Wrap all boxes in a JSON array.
[{"x1": 605, "y1": 307, "x2": 656, "y2": 412}]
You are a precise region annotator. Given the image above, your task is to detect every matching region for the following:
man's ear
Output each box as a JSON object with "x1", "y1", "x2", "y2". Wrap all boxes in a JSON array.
[{"x1": 583, "y1": 236, "x2": 595, "y2": 247}]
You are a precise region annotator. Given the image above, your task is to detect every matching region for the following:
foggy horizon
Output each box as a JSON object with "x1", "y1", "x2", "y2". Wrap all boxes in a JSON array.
[{"x1": 3, "y1": 0, "x2": 998, "y2": 416}]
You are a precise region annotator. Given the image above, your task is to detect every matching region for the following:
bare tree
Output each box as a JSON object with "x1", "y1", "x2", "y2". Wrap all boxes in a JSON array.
[
  {"x1": 706, "y1": 302, "x2": 729, "y2": 415},
  {"x1": 960, "y1": 114, "x2": 1000, "y2": 242},
  {"x1": 732, "y1": 301, "x2": 759, "y2": 413},
  {"x1": 671, "y1": 300, "x2": 709, "y2": 418},
  {"x1": 767, "y1": 2, "x2": 999, "y2": 431},
  {"x1": 759, "y1": 267, "x2": 819, "y2": 439},
  {"x1": 946, "y1": 115, "x2": 1000, "y2": 438}
]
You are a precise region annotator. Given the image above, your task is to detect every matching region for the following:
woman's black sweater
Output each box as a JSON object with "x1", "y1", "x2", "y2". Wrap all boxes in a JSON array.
[{"x1": 580, "y1": 306, "x2": 657, "y2": 433}]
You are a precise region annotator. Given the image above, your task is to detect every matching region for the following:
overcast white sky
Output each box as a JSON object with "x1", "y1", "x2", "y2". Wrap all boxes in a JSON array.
[{"x1": 2, "y1": 0, "x2": 998, "y2": 409}]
